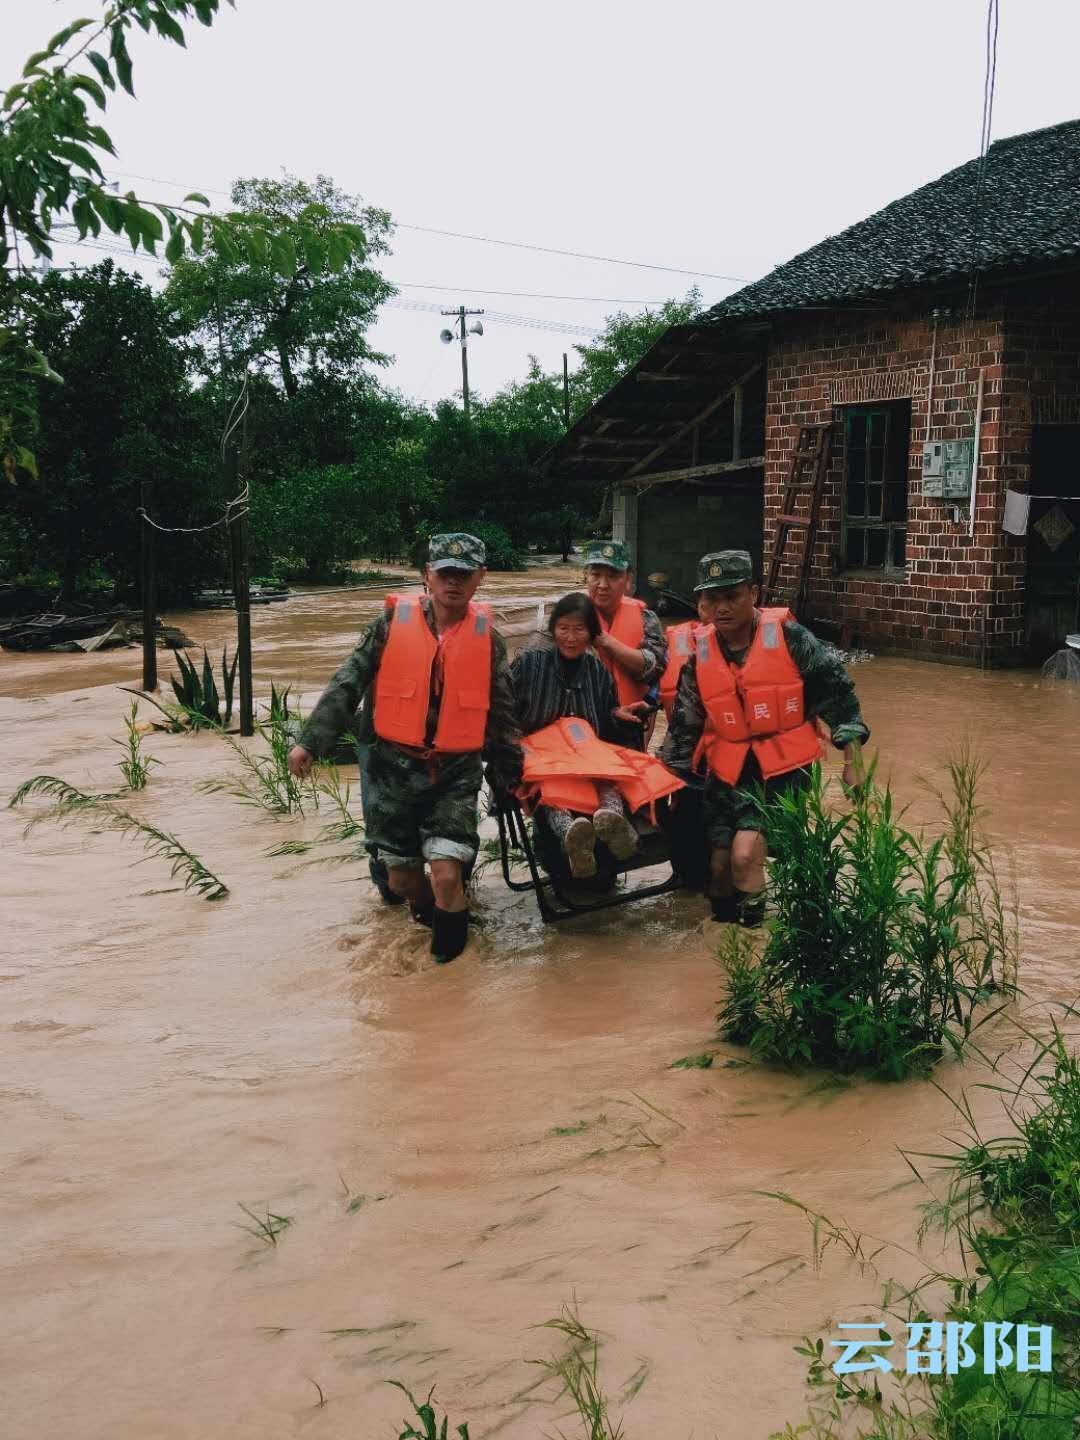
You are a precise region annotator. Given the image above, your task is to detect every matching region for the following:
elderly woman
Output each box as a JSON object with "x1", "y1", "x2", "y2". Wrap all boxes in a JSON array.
[{"x1": 509, "y1": 592, "x2": 646, "y2": 879}]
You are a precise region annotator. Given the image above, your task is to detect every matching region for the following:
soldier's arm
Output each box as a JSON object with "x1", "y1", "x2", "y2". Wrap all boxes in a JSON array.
[
  {"x1": 639, "y1": 607, "x2": 668, "y2": 684},
  {"x1": 484, "y1": 630, "x2": 525, "y2": 788},
  {"x1": 296, "y1": 614, "x2": 388, "y2": 760},
  {"x1": 658, "y1": 654, "x2": 706, "y2": 773},
  {"x1": 784, "y1": 620, "x2": 870, "y2": 747}
]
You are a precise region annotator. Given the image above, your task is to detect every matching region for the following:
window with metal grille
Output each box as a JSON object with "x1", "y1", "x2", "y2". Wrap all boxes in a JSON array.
[{"x1": 841, "y1": 402, "x2": 910, "y2": 573}]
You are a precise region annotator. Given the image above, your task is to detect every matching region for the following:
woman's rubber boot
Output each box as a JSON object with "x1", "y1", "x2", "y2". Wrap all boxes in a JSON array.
[
  {"x1": 592, "y1": 807, "x2": 640, "y2": 862},
  {"x1": 710, "y1": 893, "x2": 739, "y2": 924},
  {"x1": 736, "y1": 888, "x2": 767, "y2": 929},
  {"x1": 431, "y1": 907, "x2": 469, "y2": 964},
  {"x1": 563, "y1": 816, "x2": 598, "y2": 879}
]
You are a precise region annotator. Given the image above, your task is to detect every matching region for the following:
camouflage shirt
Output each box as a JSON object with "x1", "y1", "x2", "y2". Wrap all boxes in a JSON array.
[
  {"x1": 297, "y1": 597, "x2": 524, "y2": 787},
  {"x1": 659, "y1": 615, "x2": 870, "y2": 774},
  {"x1": 522, "y1": 604, "x2": 668, "y2": 684}
]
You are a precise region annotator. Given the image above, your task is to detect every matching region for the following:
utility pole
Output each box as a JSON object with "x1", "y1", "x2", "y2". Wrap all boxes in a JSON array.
[
  {"x1": 440, "y1": 306, "x2": 484, "y2": 419},
  {"x1": 562, "y1": 352, "x2": 571, "y2": 429},
  {"x1": 139, "y1": 479, "x2": 157, "y2": 692}
]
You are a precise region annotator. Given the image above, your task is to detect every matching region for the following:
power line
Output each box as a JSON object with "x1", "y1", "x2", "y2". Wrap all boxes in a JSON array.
[
  {"x1": 43, "y1": 238, "x2": 603, "y2": 337},
  {"x1": 90, "y1": 169, "x2": 746, "y2": 282}
]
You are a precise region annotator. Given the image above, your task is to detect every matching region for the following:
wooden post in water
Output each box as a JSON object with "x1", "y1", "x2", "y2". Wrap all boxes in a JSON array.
[
  {"x1": 140, "y1": 479, "x2": 157, "y2": 691},
  {"x1": 229, "y1": 397, "x2": 255, "y2": 737}
]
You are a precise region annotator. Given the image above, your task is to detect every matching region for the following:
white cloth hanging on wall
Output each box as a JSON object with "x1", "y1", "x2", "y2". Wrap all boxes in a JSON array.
[{"x1": 1003, "y1": 490, "x2": 1031, "y2": 536}]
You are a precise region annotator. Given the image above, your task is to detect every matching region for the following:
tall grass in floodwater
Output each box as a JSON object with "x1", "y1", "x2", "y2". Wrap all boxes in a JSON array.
[
  {"x1": 772, "y1": 1022, "x2": 1080, "y2": 1439},
  {"x1": 718, "y1": 754, "x2": 1016, "y2": 1079}
]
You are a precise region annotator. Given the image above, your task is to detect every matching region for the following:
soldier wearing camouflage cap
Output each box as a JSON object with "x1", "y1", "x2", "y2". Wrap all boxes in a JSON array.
[
  {"x1": 660, "y1": 549, "x2": 870, "y2": 928},
  {"x1": 289, "y1": 533, "x2": 523, "y2": 964},
  {"x1": 524, "y1": 537, "x2": 668, "y2": 751}
]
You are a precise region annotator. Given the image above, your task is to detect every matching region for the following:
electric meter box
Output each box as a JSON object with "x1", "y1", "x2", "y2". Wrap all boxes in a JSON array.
[{"x1": 922, "y1": 439, "x2": 973, "y2": 500}]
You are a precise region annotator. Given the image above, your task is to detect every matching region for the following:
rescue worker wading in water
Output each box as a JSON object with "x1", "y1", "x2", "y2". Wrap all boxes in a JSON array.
[
  {"x1": 523, "y1": 539, "x2": 668, "y2": 751},
  {"x1": 287, "y1": 533, "x2": 523, "y2": 964},
  {"x1": 660, "y1": 550, "x2": 869, "y2": 927}
]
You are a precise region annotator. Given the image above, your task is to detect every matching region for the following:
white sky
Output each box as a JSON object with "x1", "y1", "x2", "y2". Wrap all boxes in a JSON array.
[{"x1": 11, "y1": 0, "x2": 1080, "y2": 407}]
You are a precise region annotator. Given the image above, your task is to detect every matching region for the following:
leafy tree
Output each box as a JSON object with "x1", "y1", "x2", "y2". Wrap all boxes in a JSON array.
[
  {"x1": 8, "y1": 260, "x2": 215, "y2": 599},
  {"x1": 0, "y1": 0, "x2": 371, "y2": 473},
  {"x1": 570, "y1": 288, "x2": 702, "y2": 410},
  {"x1": 164, "y1": 174, "x2": 395, "y2": 399}
]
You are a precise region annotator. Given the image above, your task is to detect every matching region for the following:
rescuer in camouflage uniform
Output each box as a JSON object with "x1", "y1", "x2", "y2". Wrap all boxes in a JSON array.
[
  {"x1": 524, "y1": 539, "x2": 667, "y2": 749},
  {"x1": 660, "y1": 550, "x2": 869, "y2": 927},
  {"x1": 288, "y1": 534, "x2": 523, "y2": 963}
]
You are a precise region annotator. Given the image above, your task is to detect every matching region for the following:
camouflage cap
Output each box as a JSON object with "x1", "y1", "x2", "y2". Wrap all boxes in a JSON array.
[
  {"x1": 427, "y1": 532, "x2": 486, "y2": 571},
  {"x1": 583, "y1": 538, "x2": 631, "y2": 572},
  {"x1": 693, "y1": 549, "x2": 755, "y2": 592}
]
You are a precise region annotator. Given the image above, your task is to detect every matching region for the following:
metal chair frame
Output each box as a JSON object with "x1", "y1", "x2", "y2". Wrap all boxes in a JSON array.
[{"x1": 494, "y1": 796, "x2": 685, "y2": 924}]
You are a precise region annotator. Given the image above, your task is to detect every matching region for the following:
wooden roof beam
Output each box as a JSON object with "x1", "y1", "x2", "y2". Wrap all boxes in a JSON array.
[
  {"x1": 620, "y1": 456, "x2": 765, "y2": 485},
  {"x1": 623, "y1": 360, "x2": 763, "y2": 479}
]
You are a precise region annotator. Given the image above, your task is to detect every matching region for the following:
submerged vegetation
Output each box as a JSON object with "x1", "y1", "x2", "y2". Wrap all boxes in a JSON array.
[
  {"x1": 129, "y1": 645, "x2": 239, "y2": 733},
  {"x1": 9, "y1": 774, "x2": 228, "y2": 900},
  {"x1": 718, "y1": 755, "x2": 1017, "y2": 1080},
  {"x1": 201, "y1": 684, "x2": 321, "y2": 815}
]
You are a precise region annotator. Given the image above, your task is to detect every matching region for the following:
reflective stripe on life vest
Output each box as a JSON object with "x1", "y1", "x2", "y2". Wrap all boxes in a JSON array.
[
  {"x1": 694, "y1": 608, "x2": 822, "y2": 785},
  {"x1": 658, "y1": 621, "x2": 698, "y2": 720},
  {"x1": 596, "y1": 596, "x2": 650, "y2": 709},
  {"x1": 373, "y1": 595, "x2": 492, "y2": 753}
]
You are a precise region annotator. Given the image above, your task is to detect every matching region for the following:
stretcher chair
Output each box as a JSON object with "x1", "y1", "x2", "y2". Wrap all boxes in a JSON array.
[{"x1": 493, "y1": 792, "x2": 687, "y2": 924}]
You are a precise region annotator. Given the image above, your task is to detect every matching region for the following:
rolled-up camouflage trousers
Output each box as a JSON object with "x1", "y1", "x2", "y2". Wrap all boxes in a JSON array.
[{"x1": 362, "y1": 739, "x2": 482, "y2": 870}]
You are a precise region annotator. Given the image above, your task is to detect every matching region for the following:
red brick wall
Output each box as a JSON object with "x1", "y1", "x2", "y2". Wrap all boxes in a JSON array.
[{"x1": 763, "y1": 304, "x2": 1016, "y2": 663}]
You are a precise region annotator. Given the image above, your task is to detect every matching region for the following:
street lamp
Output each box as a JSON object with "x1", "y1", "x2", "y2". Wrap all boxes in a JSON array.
[{"x1": 439, "y1": 305, "x2": 484, "y2": 419}]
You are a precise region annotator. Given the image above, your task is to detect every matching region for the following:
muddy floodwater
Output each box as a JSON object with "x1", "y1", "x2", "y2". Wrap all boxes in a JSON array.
[{"x1": 4, "y1": 567, "x2": 1080, "y2": 1439}]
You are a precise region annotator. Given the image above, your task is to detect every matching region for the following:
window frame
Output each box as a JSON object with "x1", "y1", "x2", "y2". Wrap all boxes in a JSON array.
[{"x1": 840, "y1": 403, "x2": 911, "y2": 577}]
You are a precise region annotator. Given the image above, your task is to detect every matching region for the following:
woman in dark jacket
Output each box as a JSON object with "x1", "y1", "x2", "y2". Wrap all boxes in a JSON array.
[{"x1": 509, "y1": 592, "x2": 643, "y2": 878}]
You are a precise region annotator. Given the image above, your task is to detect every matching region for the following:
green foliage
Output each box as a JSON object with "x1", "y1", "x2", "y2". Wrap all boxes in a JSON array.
[
  {"x1": 388, "y1": 1381, "x2": 470, "y2": 1440},
  {"x1": 201, "y1": 683, "x2": 319, "y2": 815},
  {"x1": 531, "y1": 1304, "x2": 625, "y2": 1440},
  {"x1": 717, "y1": 757, "x2": 1015, "y2": 1079},
  {"x1": 113, "y1": 699, "x2": 159, "y2": 789},
  {"x1": 1, "y1": 3, "x2": 369, "y2": 473},
  {"x1": 570, "y1": 289, "x2": 702, "y2": 409},
  {"x1": 236, "y1": 1202, "x2": 292, "y2": 1247},
  {"x1": 8, "y1": 773, "x2": 227, "y2": 899},
  {"x1": 164, "y1": 173, "x2": 394, "y2": 398},
  {"x1": 772, "y1": 1028, "x2": 1080, "y2": 1440}
]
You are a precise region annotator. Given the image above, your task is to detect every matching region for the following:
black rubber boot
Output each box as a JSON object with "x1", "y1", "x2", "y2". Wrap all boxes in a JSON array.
[
  {"x1": 709, "y1": 893, "x2": 739, "y2": 924},
  {"x1": 410, "y1": 899, "x2": 435, "y2": 928},
  {"x1": 369, "y1": 856, "x2": 405, "y2": 906},
  {"x1": 736, "y1": 888, "x2": 767, "y2": 929},
  {"x1": 430, "y1": 907, "x2": 470, "y2": 964}
]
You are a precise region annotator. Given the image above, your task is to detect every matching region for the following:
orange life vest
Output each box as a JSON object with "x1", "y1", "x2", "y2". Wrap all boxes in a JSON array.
[
  {"x1": 596, "y1": 596, "x2": 650, "y2": 708},
  {"x1": 693, "y1": 608, "x2": 823, "y2": 786},
  {"x1": 659, "y1": 620, "x2": 699, "y2": 720},
  {"x1": 519, "y1": 718, "x2": 684, "y2": 818},
  {"x1": 373, "y1": 594, "x2": 491, "y2": 753}
]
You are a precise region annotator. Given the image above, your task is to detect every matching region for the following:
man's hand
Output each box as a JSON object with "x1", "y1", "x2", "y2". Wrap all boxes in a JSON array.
[
  {"x1": 288, "y1": 744, "x2": 315, "y2": 779},
  {"x1": 613, "y1": 700, "x2": 650, "y2": 727},
  {"x1": 841, "y1": 741, "x2": 867, "y2": 796}
]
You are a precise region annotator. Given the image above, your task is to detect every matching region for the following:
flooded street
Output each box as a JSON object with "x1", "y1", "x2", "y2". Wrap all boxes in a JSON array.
[{"x1": 4, "y1": 570, "x2": 1080, "y2": 1439}]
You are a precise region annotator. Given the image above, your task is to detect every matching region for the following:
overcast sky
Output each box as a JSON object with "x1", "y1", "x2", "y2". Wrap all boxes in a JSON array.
[{"x1": 12, "y1": 0, "x2": 1080, "y2": 406}]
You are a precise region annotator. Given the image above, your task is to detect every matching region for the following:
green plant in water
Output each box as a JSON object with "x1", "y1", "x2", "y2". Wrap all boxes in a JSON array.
[
  {"x1": 9, "y1": 775, "x2": 227, "y2": 900},
  {"x1": 531, "y1": 1303, "x2": 625, "y2": 1440},
  {"x1": 113, "y1": 700, "x2": 160, "y2": 790},
  {"x1": 236, "y1": 1202, "x2": 292, "y2": 1247},
  {"x1": 202, "y1": 684, "x2": 321, "y2": 816},
  {"x1": 388, "y1": 1380, "x2": 469, "y2": 1439},
  {"x1": 717, "y1": 752, "x2": 1016, "y2": 1080},
  {"x1": 128, "y1": 645, "x2": 239, "y2": 731}
]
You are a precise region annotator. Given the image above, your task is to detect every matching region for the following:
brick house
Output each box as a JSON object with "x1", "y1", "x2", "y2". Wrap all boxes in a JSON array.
[{"x1": 546, "y1": 120, "x2": 1080, "y2": 664}]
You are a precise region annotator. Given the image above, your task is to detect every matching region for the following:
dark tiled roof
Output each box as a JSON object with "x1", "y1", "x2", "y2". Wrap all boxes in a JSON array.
[{"x1": 707, "y1": 120, "x2": 1080, "y2": 320}]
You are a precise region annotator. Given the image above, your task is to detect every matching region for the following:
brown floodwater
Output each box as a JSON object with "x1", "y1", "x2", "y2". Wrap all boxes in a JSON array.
[{"x1": 4, "y1": 569, "x2": 1080, "y2": 1439}]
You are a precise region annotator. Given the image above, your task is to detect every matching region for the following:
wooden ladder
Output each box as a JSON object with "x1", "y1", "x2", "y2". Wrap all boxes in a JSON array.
[{"x1": 762, "y1": 423, "x2": 834, "y2": 616}]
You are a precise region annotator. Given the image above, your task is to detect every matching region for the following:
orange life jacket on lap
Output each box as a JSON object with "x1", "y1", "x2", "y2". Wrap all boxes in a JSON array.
[
  {"x1": 658, "y1": 620, "x2": 699, "y2": 720},
  {"x1": 373, "y1": 594, "x2": 492, "y2": 753},
  {"x1": 596, "y1": 596, "x2": 650, "y2": 709},
  {"x1": 693, "y1": 608, "x2": 823, "y2": 786},
  {"x1": 519, "y1": 718, "x2": 684, "y2": 818}
]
